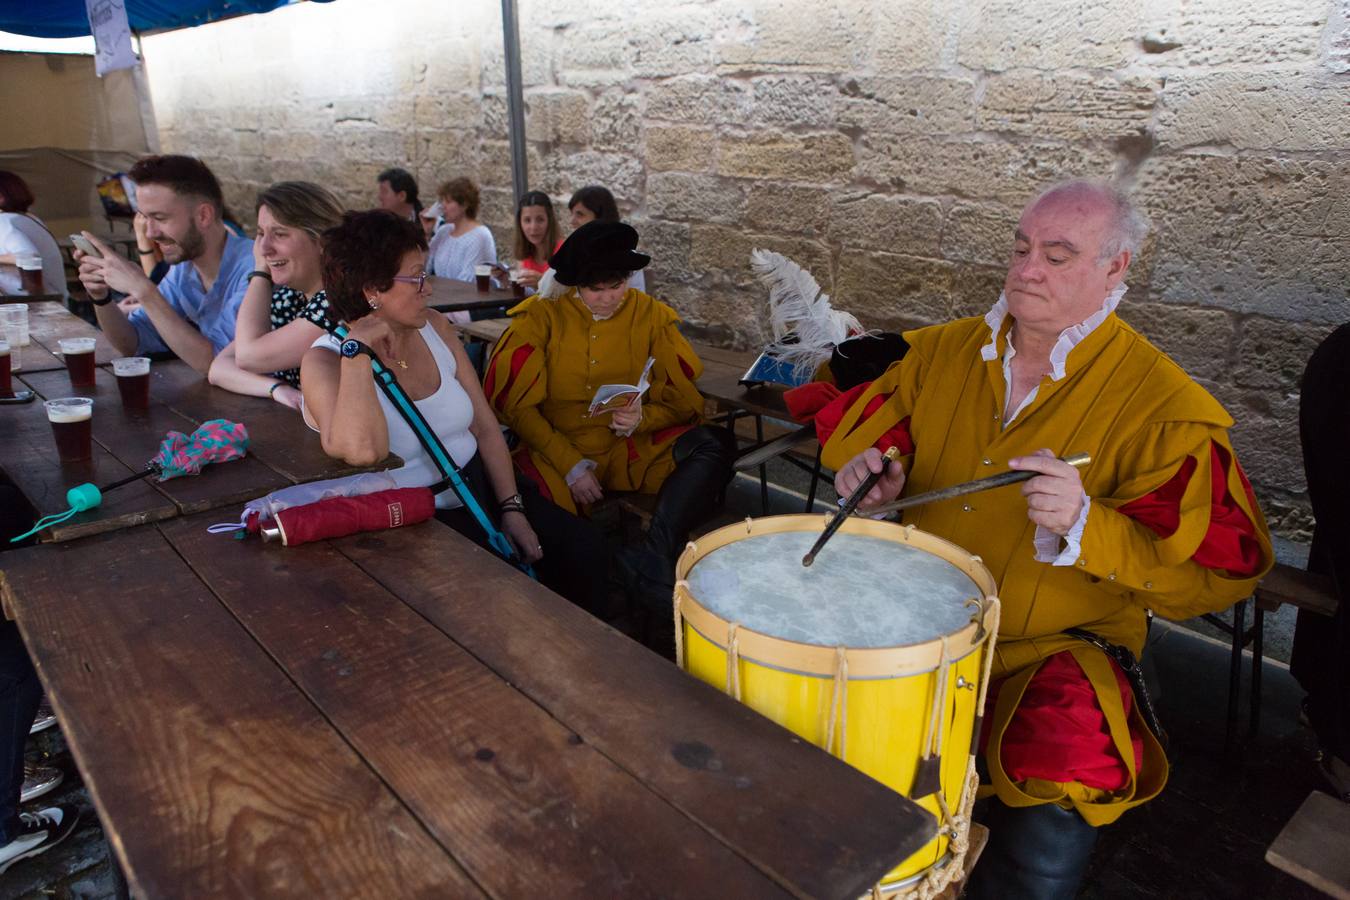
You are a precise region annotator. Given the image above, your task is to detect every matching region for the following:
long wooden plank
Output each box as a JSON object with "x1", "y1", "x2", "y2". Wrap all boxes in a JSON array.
[
  {"x1": 1266, "y1": 790, "x2": 1350, "y2": 900},
  {"x1": 20, "y1": 366, "x2": 289, "y2": 514},
  {"x1": 10, "y1": 339, "x2": 64, "y2": 373},
  {"x1": 0, "y1": 382, "x2": 177, "y2": 542},
  {"x1": 146, "y1": 360, "x2": 365, "y2": 484},
  {"x1": 337, "y1": 522, "x2": 935, "y2": 899},
  {"x1": 23, "y1": 300, "x2": 119, "y2": 366},
  {"x1": 429, "y1": 275, "x2": 518, "y2": 308},
  {"x1": 163, "y1": 513, "x2": 791, "y2": 899},
  {"x1": 0, "y1": 526, "x2": 485, "y2": 899}
]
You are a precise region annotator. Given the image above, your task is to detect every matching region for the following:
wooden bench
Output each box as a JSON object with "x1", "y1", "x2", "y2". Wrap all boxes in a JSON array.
[
  {"x1": 1266, "y1": 790, "x2": 1350, "y2": 899},
  {"x1": 1206, "y1": 563, "x2": 1338, "y2": 743}
]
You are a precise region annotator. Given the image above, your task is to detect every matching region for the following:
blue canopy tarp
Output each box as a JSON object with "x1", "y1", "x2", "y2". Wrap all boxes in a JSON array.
[{"x1": 0, "y1": 0, "x2": 329, "y2": 39}]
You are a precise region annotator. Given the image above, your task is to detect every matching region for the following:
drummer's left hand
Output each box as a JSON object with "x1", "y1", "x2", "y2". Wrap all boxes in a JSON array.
[{"x1": 1009, "y1": 449, "x2": 1084, "y2": 536}]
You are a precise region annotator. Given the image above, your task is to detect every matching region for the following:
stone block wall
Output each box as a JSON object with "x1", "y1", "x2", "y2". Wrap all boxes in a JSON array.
[{"x1": 141, "y1": 0, "x2": 1350, "y2": 539}]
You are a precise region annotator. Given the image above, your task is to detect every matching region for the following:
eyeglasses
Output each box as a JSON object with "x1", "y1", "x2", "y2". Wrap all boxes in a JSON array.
[{"x1": 391, "y1": 271, "x2": 429, "y2": 293}]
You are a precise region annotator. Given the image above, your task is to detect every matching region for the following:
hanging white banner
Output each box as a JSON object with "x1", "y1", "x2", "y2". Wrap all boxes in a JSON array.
[{"x1": 85, "y1": 0, "x2": 138, "y2": 76}]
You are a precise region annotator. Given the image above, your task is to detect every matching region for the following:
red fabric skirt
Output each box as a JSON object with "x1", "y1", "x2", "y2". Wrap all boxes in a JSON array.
[{"x1": 984, "y1": 650, "x2": 1144, "y2": 792}]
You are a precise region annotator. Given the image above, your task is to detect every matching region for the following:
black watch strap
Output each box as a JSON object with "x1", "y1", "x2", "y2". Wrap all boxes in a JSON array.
[
  {"x1": 247, "y1": 269, "x2": 272, "y2": 282},
  {"x1": 339, "y1": 338, "x2": 374, "y2": 360},
  {"x1": 90, "y1": 294, "x2": 113, "y2": 306}
]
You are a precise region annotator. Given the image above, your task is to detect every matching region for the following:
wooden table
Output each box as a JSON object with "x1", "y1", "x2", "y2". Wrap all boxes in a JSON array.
[
  {"x1": 429, "y1": 275, "x2": 520, "y2": 314},
  {"x1": 0, "y1": 513, "x2": 934, "y2": 898},
  {"x1": 9, "y1": 299, "x2": 118, "y2": 373},
  {"x1": 3, "y1": 356, "x2": 375, "y2": 543}
]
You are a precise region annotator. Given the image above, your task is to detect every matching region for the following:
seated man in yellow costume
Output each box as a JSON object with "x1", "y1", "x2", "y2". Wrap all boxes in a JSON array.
[
  {"x1": 815, "y1": 180, "x2": 1272, "y2": 898},
  {"x1": 484, "y1": 221, "x2": 734, "y2": 629}
]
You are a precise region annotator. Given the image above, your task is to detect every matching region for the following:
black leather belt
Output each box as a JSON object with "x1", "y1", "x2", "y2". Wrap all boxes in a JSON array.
[{"x1": 1065, "y1": 627, "x2": 1168, "y2": 752}]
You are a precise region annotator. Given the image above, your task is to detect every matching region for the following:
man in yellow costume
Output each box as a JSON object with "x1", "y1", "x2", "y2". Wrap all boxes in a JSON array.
[
  {"x1": 813, "y1": 180, "x2": 1272, "y2": 897},
  {"x1": 484, "y1": 222, "x2": 735, "y2": 636}
]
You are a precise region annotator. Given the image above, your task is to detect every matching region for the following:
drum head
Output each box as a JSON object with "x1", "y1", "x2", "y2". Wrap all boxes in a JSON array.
[{"x1": 685, "y1": 530, "x2": 981, "y2": 648}]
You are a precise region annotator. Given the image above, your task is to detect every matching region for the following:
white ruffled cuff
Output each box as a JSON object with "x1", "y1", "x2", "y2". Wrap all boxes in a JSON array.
[
  {"x1": 565, "y1": 458, "x2": 597, "y2": 485},
  {"x1": 1034, "y1": 492, "x2": 1091, "y2": 566}
]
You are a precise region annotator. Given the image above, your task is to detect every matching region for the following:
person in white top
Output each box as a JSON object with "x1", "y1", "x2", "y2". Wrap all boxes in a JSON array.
[
  {"x1": 426, "y1": 176, "x2": 497, "y2": 283},
  {"x1": 300, "y1": 209, "x2": 607, "y2": 615},
  {"x1": 0, "y1": 172, "x2": 67, "y2": 298}
]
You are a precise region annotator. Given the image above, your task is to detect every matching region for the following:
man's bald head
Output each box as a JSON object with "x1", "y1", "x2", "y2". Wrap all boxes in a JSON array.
[
  {"x1": 1003, "y1": 180, "x2": 1146, "y2": 337},
  {"x1": 1024, "y1": 180, "x2": 1149, "y2": 263}
]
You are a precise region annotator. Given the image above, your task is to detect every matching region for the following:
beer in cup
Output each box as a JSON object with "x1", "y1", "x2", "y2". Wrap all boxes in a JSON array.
[
  {"x1": 475, "y1": 264, "x2": 493, "y2": 293},
  {"x1": 0, "y1": 338, "x2": 10, "y2": 395},
  {"x1": 59, "y1": 337, "x2": 97, "y2": 387},
  {"x1": 17, "y1": 255, "x2": 44, "y2": 295},
  {"x1": 509, "y1": 269, "x2": 527, "y2": 299},
  {"x1": 46, "y1": 397, "x2": 93, "y2": 463},
  {"x1": 112, "y1": 356, "x2": 151, "y2": 410},
  {"x1": 0, "y1": 303, "x2": 29, "y2": 347}
]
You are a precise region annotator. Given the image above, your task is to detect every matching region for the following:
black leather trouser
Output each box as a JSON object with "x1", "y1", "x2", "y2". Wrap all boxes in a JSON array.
[
  {"x1": 620, "y1": 425, "x2": 736, "y2": 612},
  {"x1": 963, "y1": 798, "x2": 1099, "y2": 900}
]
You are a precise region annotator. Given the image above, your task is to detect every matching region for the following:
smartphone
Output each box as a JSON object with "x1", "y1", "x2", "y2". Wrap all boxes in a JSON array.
[{"x1": 69, "y1": 234, "x2": 102, "y2": 258}]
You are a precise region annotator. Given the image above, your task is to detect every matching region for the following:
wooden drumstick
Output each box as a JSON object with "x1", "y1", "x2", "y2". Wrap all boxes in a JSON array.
[
  {"x1": 859, "y1": 452, "x2": 1091, "y2": 519},
  {"x1": 802, "y1": 446, "x2": 900, "y2": 567}
]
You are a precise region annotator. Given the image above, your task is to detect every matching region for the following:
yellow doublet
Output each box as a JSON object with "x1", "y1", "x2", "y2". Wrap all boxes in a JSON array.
[
  {"x1": 485, "y1": 288, "x2": 705, "y2": 514},
  {"x1": 821, "y1": 312, "x2": 1274, "y2": 822}
]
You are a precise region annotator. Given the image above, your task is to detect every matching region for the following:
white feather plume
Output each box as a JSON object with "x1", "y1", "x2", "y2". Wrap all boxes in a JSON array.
[
  {"x1": 750, "y1": 249, "x2": 862, "y2": 379},
  {"x1": 536, "y1": 268, "x2": 565, "y2": 299}
]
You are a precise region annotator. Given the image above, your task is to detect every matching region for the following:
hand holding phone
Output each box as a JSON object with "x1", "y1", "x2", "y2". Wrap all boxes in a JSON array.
[{"x1": 69, "y1": 234, "x2": 102, "y2": 258}]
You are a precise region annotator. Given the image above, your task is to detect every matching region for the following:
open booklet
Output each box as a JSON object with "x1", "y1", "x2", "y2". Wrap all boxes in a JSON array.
[{"x1": 587, "y1": 357, "x2": 655, "y2": 417}]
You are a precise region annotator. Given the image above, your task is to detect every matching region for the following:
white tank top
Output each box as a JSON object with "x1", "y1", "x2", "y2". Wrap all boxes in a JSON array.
[{"x1": 311, "y1": 322, "x2": 478, "y2": 509}]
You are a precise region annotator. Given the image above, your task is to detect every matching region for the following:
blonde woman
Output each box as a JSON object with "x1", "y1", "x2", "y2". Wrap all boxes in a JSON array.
[{"x1": 207, "y1": 181, "x2": 343, "y2": 407}]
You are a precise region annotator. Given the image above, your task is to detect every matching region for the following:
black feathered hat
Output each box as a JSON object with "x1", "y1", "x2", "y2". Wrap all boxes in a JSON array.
[{"x1": 549, "y1": 221, "x2": 649, "y2": 287}]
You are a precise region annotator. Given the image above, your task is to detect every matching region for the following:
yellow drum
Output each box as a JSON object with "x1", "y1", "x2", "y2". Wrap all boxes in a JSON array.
[{"x1": 674, "y1": 515, "x2": 1000, "y2": 895}]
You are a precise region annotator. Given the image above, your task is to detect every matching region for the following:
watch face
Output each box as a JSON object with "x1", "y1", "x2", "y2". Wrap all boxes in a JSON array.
[{"x1": 340, "y1": 339, "x2": 361, "y2": 358}]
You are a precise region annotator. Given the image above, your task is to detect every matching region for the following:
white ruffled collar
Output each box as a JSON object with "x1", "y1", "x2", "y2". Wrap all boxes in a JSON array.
[{"x1": 979, "y1": 283, "x2": 1128, "y2": 380}]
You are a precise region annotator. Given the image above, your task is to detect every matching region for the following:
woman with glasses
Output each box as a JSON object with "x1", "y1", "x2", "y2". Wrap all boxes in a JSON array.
[
  {"x1": 207, "y1": 181, "x2": 343, "y2": 408},
  {"x1": 301, "y1": 209, "x2": 607, "y2": 615}
]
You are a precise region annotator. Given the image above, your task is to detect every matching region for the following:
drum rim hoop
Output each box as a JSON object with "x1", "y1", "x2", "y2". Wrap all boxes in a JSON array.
[{"x1": 675, "y1": 515, "x2": 998, "y2": 679}]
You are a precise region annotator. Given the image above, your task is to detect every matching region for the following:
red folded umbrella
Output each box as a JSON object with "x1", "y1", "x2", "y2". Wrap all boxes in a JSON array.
[{"x1": 247, "y1": 487, "x2": 436, "y2": 547}]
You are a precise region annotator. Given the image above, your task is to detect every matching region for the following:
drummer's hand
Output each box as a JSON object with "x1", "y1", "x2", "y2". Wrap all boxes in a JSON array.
[
  {"x1": 569, "y1": 470, "x2": 604, "y2": 506},
  {"x1": 834, "y1": 447, "x2": 906, "y2": 510},
  {"x1": 1010, "y1": 449, "x2": 1084, "y2": 536},
  {"x1": 501, "y1": 510, "x2": 544, "y2": 563}
]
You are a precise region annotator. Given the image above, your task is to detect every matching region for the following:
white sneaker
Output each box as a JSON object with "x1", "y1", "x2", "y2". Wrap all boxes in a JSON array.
[
  {"x1": 0, "y1": 804, "x2": 80, "y2": 874},
  {"x1": 28, "y1": 700, "x2": 56, "y2": 735},
  {"x1": 21, "y1": 762, "x2": 63, "y2": 804}
]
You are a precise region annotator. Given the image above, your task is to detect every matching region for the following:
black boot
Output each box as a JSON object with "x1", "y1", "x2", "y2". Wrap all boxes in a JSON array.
[
  {"x1": 963, "y1": 799, "x2": 1099, "y2": 900},
  {"x1": 617, "y1": 426, "x2": 735, "y2": 618}
]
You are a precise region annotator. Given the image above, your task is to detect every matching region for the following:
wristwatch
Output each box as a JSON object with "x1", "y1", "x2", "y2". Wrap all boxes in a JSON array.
[
  {"x1": 247, "y1": 269, "x2": 272, "y2": 283},
  {"x1": 339, "y1": 338, "x2": 375, "y2": 360}
]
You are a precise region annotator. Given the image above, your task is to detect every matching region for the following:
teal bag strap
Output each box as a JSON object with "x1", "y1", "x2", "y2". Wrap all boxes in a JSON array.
[{"x1": 332, "y1": 324, "x2": 533, "y2": 577}]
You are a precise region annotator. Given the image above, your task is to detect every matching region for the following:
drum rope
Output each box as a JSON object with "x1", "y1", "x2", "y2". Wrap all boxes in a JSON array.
[
  {"x1": 879, "y1": 599, "x2": 1002, "y2": 899},
  {"x1": 672, "y1": 584, "x2": 687, "y2": 667},
  {"x1": 725, "y1": 622, "x2": 743, "y2": 701},
  {"x1": 824, "y1": 646, "x2": 849, "y2": 760},
  {"x1": 934, "y1": 637, "x2": 952, "y2": 762}
]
